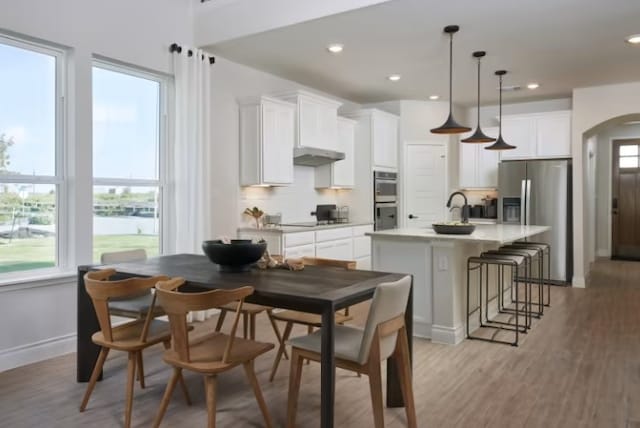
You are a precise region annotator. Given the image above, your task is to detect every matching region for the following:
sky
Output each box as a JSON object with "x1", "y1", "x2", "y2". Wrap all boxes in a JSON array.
[{"x1": 0, "y1": 41, "x2": 160, "y2": 182}]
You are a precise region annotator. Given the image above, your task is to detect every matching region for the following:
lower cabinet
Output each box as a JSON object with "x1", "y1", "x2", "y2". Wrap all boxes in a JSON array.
[
  {"x1": 315, "y1": 238, "x2": 353, "y2": 260},
  {"x1": 284, "y1": 243, "x2": 316, "y2": 259}
]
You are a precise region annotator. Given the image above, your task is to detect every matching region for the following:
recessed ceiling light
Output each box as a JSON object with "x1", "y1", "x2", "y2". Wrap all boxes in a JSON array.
[
  {"x1": 326, "y1": 43, "x2": 344, "y2": 53},
  {"x1": 429, "y1": 95, "x2": 440, "y2": 100},
  {"x1": 626, "y1": 34, "x2": 640, "y2": 44},
  {"x1": 527, "y1": 82, "x2": 540, "y2": 90},
  {"x1": 387, "y1": 74, "x2": 401, "y2": 82}
]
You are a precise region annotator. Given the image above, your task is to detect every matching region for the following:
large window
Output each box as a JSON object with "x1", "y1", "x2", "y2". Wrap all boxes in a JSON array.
[
  {"x1": 0, "y1": 36, "x2": 63, "y2": 276},
  {"x1": 92, "y1": 62, "x2": 166, "y2": 261}
]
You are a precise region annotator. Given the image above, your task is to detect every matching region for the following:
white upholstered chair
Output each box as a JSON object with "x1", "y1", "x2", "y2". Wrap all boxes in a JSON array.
[{"x1": 286, "y1": 275, "x2": 417, "y2": 428}]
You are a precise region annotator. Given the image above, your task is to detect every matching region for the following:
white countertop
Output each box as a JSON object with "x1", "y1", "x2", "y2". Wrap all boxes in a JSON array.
[
  {"x1": 238, "y1": 221, "x2": 373, "y2": 234},
  {"x1": 366, "y1": 224, "x2": 550, "y2": 245}
]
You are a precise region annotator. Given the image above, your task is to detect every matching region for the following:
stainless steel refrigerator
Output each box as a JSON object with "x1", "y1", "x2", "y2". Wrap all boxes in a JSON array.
[{"x1": 498, "y1": 159, "x2": 573, "y2": 284}]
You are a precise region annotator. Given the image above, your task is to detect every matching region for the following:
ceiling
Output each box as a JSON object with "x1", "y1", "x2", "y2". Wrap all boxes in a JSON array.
[{"x1": 204, "y1": 0, "x2": 640, "y2": 106}]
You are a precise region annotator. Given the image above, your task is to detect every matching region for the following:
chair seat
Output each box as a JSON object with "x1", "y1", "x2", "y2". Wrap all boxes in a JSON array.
[
  {"x1": 109, "y1": 292, "x2": 165, "y2": 318},
  {"x1": 481, "y1": 253, "x2": 525, "y2": 265},
  {"x1": 288, "y1": 324, "x2": 363, "y2": 364},
  {"x1": 499, "y1": 247, "x2": 539, "y2": 257},
  {"x1": 92, "y1": 319, "x2": 171, "y2": 351},
  {"x1": 218, "y1": 301, "x2": 271, "y2": 314},
  {"x1": 163, "y1": 332, "x2": 274, "y2": 373},
  {"x1": 271, "y1": 309, "x2": 352, "y2": 327}
]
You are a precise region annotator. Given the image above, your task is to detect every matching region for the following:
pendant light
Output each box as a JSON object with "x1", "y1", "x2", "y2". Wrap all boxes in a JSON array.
[
  {"x1": 485, "y1": 70, "x2": 516, "y2": 151},
  {"x1": 461, "y1": 51, "x2": 495, "y2": 143},
  {"x1": 430, "y1": 25, "x2": 471, "y2": 134}
]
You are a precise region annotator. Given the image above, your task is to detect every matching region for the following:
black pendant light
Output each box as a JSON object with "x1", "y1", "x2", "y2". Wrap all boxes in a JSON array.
[
  {"x1": 461, "y1": 51, "x2": 495, "y2": 143},
  {"x1": 485, "y1": 70, "x2": 516, "y2": 151},
  {"x1": 430, "y1": 25, "x2": 471, "y2": 135}
]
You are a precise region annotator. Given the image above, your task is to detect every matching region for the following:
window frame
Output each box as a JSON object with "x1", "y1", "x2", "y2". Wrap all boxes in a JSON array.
[
  {"x1": 0, "y1": 33, "x2": 67, "y2": 281},
  {"x1": 90, "y1": 59, "x2": 169, "y2": 258}
]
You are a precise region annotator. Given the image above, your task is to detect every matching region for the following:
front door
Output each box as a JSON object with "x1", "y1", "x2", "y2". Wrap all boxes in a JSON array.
[
  {"x1": 612, "y1": 139, "x2": 640, "y2": 259},
  {"x1": 404, "y1": 143, "x2": 447, "y2": 228}
]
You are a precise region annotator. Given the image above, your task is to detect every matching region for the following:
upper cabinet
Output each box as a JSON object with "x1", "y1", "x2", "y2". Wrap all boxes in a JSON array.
[
  {"x1": 459, "y1": 127, "x2": 500, "y2": 189},
  {"x1": 239, "y1": 96, "x2": 295, "y2": 186},
  {"x1": 346, "y1": 109, "x2": 399, "y2": 171},
  {"x1": 316, "y1": 117, "x2": 356, "y2": 188},
  {"x1": 277, "y1": 90, "x2": 342, "y2": 152},
  {"x1": 500, "y1": 110, "x2": 571, "y2": 160}
]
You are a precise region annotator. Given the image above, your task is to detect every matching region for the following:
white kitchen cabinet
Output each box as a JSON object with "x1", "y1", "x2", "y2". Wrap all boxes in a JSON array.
[
  {"x1": 315, "y1": 238, "x2": 353, "y2": 260},
  {"x1": 500, "y1": 110, "x2": 571, "y2": 160},
  {"x1": 372, "y1": 110, "x2": 399, "y2": 169},
  {"x1": 459, "y1": 127, "x2": 499, "y2": 188},
  {"x1": 284, "y1": 243, "x2": 316, "y2": 259},
  {"x1": 239, "y1": 96, "x2": 295, "y2": 186},
  {"x1": 315, "y1": 117, "x2": 355, "y2": 188},
  {"x1": 278, "y1": 90, "x2": 342, "y2": 152}
]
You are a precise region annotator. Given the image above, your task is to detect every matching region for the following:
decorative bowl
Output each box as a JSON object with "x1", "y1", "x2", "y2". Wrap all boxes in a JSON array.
[
  {"x1": 202, "y1": 240, "x2": 267, "y2": 272},
  {"x1": 432, "y1": 222, "x2": 476, "y2": 235}
]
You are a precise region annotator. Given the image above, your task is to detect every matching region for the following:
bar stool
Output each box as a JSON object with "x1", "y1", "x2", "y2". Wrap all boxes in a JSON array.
[
  {"x1": 509, "y1": 241, "x2": 551, "y2": 307},
  {"x1": 501, "y1": 244, "x2": 546, "y2": 316},
  {"x1": 466, "y1": 253, "x2": 528, "y2": 346}
]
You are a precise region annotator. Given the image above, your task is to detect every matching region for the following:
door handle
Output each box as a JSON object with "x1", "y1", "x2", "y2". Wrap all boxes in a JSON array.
[
  {"x1": 408, "y1": 214, "x2": 419, "y2": 219},
  {"x1": 612, "y1": 198, "x2": 618, "y2": 209}
]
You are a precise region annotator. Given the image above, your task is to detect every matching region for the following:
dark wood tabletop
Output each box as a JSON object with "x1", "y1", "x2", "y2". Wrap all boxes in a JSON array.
[{"x1": 76, "y1": 253, "x2": 412, "y2": 428}]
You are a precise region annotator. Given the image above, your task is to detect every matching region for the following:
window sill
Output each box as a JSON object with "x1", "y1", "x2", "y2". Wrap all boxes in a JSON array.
[{"x1": 0, "y1": 270, "x2": 77, "y2": 292}]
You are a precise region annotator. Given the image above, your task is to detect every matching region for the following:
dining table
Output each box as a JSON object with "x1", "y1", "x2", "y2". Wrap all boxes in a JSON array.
[{"x1": 76, "y1": 253, "x2": 413, "y2": 428}]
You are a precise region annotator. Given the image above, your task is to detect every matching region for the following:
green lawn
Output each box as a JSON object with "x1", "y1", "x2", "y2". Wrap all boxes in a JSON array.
[{"x1": 0, "y1": 235, "x2": 159, "y2": 274}]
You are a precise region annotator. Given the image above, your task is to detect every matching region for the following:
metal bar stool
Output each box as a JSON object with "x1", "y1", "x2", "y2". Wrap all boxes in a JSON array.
[
  {"x1": 491, "y1": 247, "x2": 542, "y2": 320},
  {"x1": 510, "y1": 241, "x2": 551, "y2": 307},
  {"x1": 466, "y1": 253, "x2": 527, "y2": 347},
  {"x1": 501, "y1": 244, "x2": 546, "y2": 315}
]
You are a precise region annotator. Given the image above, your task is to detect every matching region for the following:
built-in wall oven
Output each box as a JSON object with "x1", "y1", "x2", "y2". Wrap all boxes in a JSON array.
[{"x1": 374, "y1": 171, "x2": 398, "y2": 230}]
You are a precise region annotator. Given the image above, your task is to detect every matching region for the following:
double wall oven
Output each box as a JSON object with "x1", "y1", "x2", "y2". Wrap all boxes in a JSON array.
[{"x1": 374, "y1": 171, "x2": 398, "y2": 231}]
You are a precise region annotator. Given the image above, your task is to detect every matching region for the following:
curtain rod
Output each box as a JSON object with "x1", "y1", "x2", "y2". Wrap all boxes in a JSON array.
[{"x1": 169, "y1": 43, "x2": 215, "y2": 65}]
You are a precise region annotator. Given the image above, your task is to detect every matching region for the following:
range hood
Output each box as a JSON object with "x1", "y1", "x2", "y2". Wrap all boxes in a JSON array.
[{"x1": 293, "y1": 147, "x2": 345, "y2": 167}]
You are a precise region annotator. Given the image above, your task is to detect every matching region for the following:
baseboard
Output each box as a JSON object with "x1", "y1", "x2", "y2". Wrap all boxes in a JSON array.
[
  {"x1": 572, "y1": 276, "x2": 586, "y2": 288},
  {"x1": 431, "y1": 324, "x2": 465, "y2": 345},
  {"x1": 412, "y1": 318, "x2": 432, "y2": 339},
  {"x1": 0, "y1": 333, "x2": 76, "y2": 372},
  {"x1": 596, "y1": 249, "x2": 610, "y2": 258}
]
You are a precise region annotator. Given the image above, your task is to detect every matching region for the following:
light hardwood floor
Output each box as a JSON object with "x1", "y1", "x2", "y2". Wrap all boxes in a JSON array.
[{"x1": 1, "y1": 258, "x2": 640, "y2": 427}]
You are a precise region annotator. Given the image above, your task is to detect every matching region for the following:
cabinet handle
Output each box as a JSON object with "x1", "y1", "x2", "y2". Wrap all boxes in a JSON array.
[{"x1": 408, "y1": 214, "x2": 419, "y2": 219}]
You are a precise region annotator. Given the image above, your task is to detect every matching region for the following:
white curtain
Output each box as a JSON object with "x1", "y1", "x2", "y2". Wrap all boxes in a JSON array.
[{"x1": 170, "y1": 47, "x2": 216, "y2": 322}]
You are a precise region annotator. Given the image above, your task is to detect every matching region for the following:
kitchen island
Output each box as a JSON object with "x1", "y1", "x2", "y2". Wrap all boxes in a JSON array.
[{"x1": 367, "y1": 224, "x2": 550, "y2": 345}]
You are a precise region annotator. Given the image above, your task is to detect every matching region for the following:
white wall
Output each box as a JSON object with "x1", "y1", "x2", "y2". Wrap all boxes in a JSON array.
[
  {"x1": 572, "y1": 82, "x2": 640, "y2": 287},
  {"x1": 0, "y1": 0, "x2": 194, "y2": 370},
  {"x1": 594, "y1": 124, "x2": 640, "y2": 256}
]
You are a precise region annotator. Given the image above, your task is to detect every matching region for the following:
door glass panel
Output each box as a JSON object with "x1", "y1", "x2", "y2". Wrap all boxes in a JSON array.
[
  {"x1": 620, "y1": 145, "x2": 638, "y2": 156},
  {"x1": 620, "y1": 157, "x2": 639, "y2": 169}
]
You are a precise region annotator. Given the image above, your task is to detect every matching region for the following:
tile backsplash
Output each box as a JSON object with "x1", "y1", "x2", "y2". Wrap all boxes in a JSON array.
[{"x1": 239, "y1": 166, "x2": 340, "y2": 226}]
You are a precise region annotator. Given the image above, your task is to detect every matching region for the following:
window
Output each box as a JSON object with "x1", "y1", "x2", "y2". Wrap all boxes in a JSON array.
[
  {"x1": 619, "y1": 144, "x2": 639, "y2": 169},
  {"x1": 92, "y1": 62, "x2": 166, "y2": 261},
  {"x1": 0, "y1": 36, "x2": 64, "y2": 276}
]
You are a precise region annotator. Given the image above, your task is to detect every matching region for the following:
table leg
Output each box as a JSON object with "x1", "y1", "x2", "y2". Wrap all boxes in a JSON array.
[
  {"x1": 77, "y1": 267, "x2": 101, "y2": 382},
  {"x1": 387, "y1": 277, "x2": 413, "y2": 407},
  {"x1": 320, "y1": 305, "x2": 336, "y2": 428}
]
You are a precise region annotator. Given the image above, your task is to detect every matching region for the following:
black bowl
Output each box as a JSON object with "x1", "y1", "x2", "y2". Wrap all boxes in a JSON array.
[
  {"x1": 202, "y1": 240, "x2": 267, "y2": 272},
  {"x1": 432, "y1": 223, "x2": 476, "y2": 235}
]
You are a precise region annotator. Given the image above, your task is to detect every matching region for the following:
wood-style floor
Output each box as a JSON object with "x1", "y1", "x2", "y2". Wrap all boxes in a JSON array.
[{"x1": 1, "y1": 259, "x2": 640, "y2": 428}]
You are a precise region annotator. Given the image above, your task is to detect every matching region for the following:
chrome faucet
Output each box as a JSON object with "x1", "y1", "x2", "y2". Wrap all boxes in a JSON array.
[{"x1": 446, "y1": 191, "x2": 470, "y2": 224}]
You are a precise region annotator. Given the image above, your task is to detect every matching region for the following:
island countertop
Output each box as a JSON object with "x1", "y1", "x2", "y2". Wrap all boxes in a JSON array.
[{"x1": 366, "y1": 224, "x2": 550, "y2": 245}]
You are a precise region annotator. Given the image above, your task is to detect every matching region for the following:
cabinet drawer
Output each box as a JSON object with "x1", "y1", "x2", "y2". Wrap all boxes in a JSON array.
[
  {"x1": 315, "y1": 227, "x2": 353, "y2": 243},
  {"x1": 355, "y1": 256, "x2": 371, "y2": 271},
  {"x1": 284, "y1": 231, "x2": 315, "y2": 247},
  {"x1": 353, "y1": 236, "x2": 371, "y2": 258},
  {"x1": 352, "y1": 224, "x2": 373, "y2": 237},
  {"x1": 284, "y1": 244, "x2": 315, "y2": 259},
  {"x1": 315, "y1": 238, "x2": 353, "y2": 261}
]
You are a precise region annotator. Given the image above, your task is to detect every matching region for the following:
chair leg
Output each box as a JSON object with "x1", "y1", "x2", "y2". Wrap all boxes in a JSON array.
[
  {"x1": 395, "y1": 330, "x2": 417, "y2": 428},
  {"x1": 269, "y1": 321, "x2": 293, "y2": 382},
  {"x1": 306, "y1": 326, "x2": 313, "y2": 365},
  {"x1": 178, "y1": 370, "x2": 192, "y2": 405},
  {"x1": 204, "y1": 375, "x2": 217, "y2": 428},
  {"x1": 286, "y1": 349, "x2": 304, "y2": 428},
  {"x1": 79, "y1": 346, "x2": 110, "y2": 411},
  {"x1": 243, "y1": 361, "x2": 273, "y2": 428},
  {"x1": 267, "y1": 311, "x2": 289, "y2": 360},
  {"x1": 243, "y1": 312, "x2": 249, "y2": 339},
  {"x1": 124, "y1": 351, "x2": 137, "y2": 428},
  {"x1": 152, "y1": 367, "x2": 181, "y2": 428},
  {"x1": 136, "y1": 351, "x2": 146, "y2": 389},
  {"x1": 250, "y1": 314, "x2": 256, "y2": 340},
  {"x1": 215, "y1": 309, "x2": 227, "y2": 332},
  {"x1": 368, "y1": 358, "x2": 385, "y2": 428}
]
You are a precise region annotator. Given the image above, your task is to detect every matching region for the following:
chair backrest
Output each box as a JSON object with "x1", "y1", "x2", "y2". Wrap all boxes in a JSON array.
[
  {"x1": 302, "y1": 257, "x2": 356, "y2": 270},
  {"x1": 357, "y1": 275, "x2": 411, "y2": 365},
  {"x1": 155, "y1": 278, "x2": 254, "y2": 364},
  {"x1": 83, "y1": 269, "x2": 169, "y2": 342},
  {"x1": 100, "y1": 249, "x2": 148, "y2": 264}
]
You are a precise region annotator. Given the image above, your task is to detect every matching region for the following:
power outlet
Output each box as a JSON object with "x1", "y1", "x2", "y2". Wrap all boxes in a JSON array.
[{"x1": 437, "y1": 256, "x2": 448, "y2": 271}]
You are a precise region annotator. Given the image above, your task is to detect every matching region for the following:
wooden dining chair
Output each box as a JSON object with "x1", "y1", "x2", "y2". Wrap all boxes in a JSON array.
[
  {"x1": 267, "y1": 256, "x2": 356, "y2": 382},
  {"x1": 286, "y1": 275, "x2": 416, "y2": 428},
  {"x1": 79, "y1": 269, "x2": 191, "y2": 428},
  {"x1": 153, "y1": 278, "x2": 274, "y2": 428}
]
